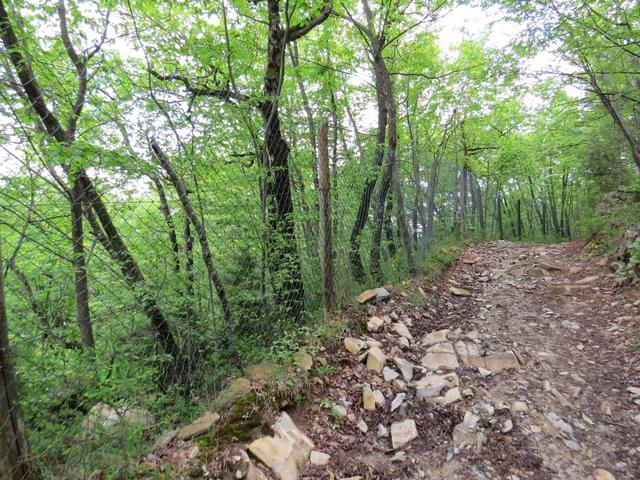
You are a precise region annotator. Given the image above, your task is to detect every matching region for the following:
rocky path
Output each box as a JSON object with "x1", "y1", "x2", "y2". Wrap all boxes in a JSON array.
[
  {"x1": 152, "y1": 240, "x2": 640, "y2": 479},
  {"x1": 289, "y1": 241, "x2": 640, "y2": 479}
]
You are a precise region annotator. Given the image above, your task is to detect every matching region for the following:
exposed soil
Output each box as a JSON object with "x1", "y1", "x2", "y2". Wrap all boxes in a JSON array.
[
  {"x1": 153, "y1": 240, "x2": 640, "y2": 479},
  {"x1": 294, "y1": 240, "x2": 640, "y2": 479}
]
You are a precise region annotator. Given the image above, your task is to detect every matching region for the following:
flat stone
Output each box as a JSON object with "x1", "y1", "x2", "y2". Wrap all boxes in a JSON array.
[
  {"x1": 393, "y1": 322, "x2": 413, "y2": 339},
  {"x1": 363, "y1": 385, "x2": 376, "y2": 411},
  {"x1": 367, "y1": 316, "x2": 384, "y2": 332},
  {"x1": 373, "y1": 390, "x2": 386, "y2": 407},
  {"x1": 551, "y1": 388, "x2": 573, "y2": 408},
  {"x1": 502, "y1": 419, "x2": 513, "y2": 433},
  {"x1": 377, "y1": 424, "x2": 389, "y2": 438},
  {"x1": 414, "y1": 373, "x2": 458, "y2": 399},
  {"x1": 443, "y1": 387, "x2": 462, "y2": 404},
  {"x1": 356, "y1": 419, "x2": 368, "y2": 433},
  {"x1": 421, "y1": 329, "x2": 449, "y2": 346},
  {"x1": 393, "y1": 357, "x2": 414, "y2": 382},
  {"x1": 176, "y1": 411, "x2": 220, "y2": 440},
  {"x1": 450, "y1": 287, "x2": 471, "y2": 297},
  {"x1": 374, "y1": 287, "x2": 391, "y2": 301},
  {"x1": 398, "y1": 336, "x2": 410, "y2": 349},
  {"x1": 382, "y1": 367, "x2": 400, "y2": 382},
  {"x1": 600, "y1": 400, "x2": 612, "y2": 416},
  {"x1": 421, "y1": 352, "x2": 459, "y2": 370},
  {"x1": 309, "y1": 450, "x2": 330, "y2": 466},
  {"x1": 563, "y1": 439, "x2": 581, "y2": 451},
  {"x1": 344, "y1": 337, "x2": 366, "y2": 354},
  {"x1": 356, "y1": 289, "x2": 378, "y2": 304},
  {"x1": 390, "y1": 419, "x2": 418, "y2": 449},
  {"x1": 462, "y1": 351, "x2": 519, "y2": 372},
  {"x1": 511, "y1": 401, "x2": 528, "y2": 413},
  {"x1": 248, "y1": 412, "x2": 314, "y2": 480},
  {"x1": 391, "y1": 393, "x2": 406, "y2": 412},
  {"x1": 592, "y1": 469, "x2": 616, "y2": 480},
  {"x1": 568, "y1": 266, "x2": 583, "y2": 275},
  {"x1": 366, "y1": 347, "x2": 386, "y2": 373},
  {"x1": 478, "y1": 367, "x2": 492, "y2": 377},
  {"x1": 427, "y1": 342, "x2": 454, "y2": 354},
  {"x1": 365, "y1": 339, "x2": 383, "y2": 348}
]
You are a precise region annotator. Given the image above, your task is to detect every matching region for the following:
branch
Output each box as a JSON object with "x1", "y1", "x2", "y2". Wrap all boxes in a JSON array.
[
  {"x1": 286, "y1": 0, "x2": 332, "y2": 42},
  {"x1": 57, "y1": 0, "x2": 87, "y2": 139},
  {"x1": 0, "y1": 0, "x2": 66, "y2": 141},
  {"x1": 150, "y1": 69, "x2": 249, "y2": 104}
]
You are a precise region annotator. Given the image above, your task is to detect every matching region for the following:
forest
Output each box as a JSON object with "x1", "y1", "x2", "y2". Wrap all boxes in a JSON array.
[{"x1": 1, "y1": 0, "x2": 639, "y2": 478}]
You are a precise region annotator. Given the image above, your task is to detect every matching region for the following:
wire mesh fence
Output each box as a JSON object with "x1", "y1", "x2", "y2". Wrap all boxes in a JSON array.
[{"x1": 0, "y1": 1, "x2": 596, "y2": 478}]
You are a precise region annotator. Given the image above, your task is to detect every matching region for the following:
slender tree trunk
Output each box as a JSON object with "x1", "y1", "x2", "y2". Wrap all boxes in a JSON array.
[
  {"x1": 151, "y1": 140, "x2": 233, "y2": 343},
  {"x1": 70, "y1": 172, "x2": 94, "y2": 349},
  {"x1": 152, "y1": 174, "x2": 181, "y2": 274},
  {"x1": 349, "y1": 51, "x2": 388, "y2": 281},
  {"x1": 425, "y1": 153, "x2": 442, "y2": 247},
  {"x1": 384, "y1": 194, "x2": 397, "y2": 259},
  {"x1": 516, "y1": 198, "x2": 523, "y2": 240},
  {"x1": 0, "y1": 241, "x2": 38, "y2": 480},
  {"x1": 318, "y1": 119, "x2": 335, "y2": 314},
  {"x1": 80, "y1": 172, "x2": 184, "y2": 362},
  {"x1": 496, "y1": 187, "x2": 505, "y2": 240}
]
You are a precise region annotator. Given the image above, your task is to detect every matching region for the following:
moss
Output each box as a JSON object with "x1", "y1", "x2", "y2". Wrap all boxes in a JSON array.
[{"x1": 226, "y1": 391, "x2": 263, "y2": 425}]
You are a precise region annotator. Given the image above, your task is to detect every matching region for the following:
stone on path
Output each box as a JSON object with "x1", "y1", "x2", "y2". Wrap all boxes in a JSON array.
[
  {"x1": 390, "y1": 419, "x2": 418, "y2": 449},
  {"x1": 383, "y1": 367, "x2": 400, "y2": 382},
  {"x1": 449, "y1": 287, "x2": 472, "y2": 297},
  {"x1": 366, "y1": 347, "x2": 386, "y2": 373},
  {"x1": 391, "y1": 393, "x2": 405, "y2": 412},
  {"x1": 377, "y1": 424, "x2": 389, "y2": 438},
  {"x1": 363, "y1": 385, "x2": 376, "y2": 411},
  {"x1": 414, "y1": 373, "x2": 458, "y2": 399},
  {"x1": 356, "y1": 419, "x2": 368, "y2": 433},
  {"x1": 309, "y1": 451, "x2": 330, "y2": 466},
  {"x1": 421, "y1": 329, "x2": 449, "y2": 346},
  {"x1": 443, "y1": 387, "x2": 462, "y2": 404},
  {"x1": 248, "y1": 412, "x2": 314, "y2": 480},
  {"x1": 393, "y1": 357, "x2": 414, "y2": 382},
  {"x1": 344, "y1": 337, "x2": 366, "y2": 354},
  {"x1": 592, "y1": 469, "x2": 616, "y2": 480},
  {"x1": 393, "y1": 322, "x2": 413, "y2": 339},
  {"x1": 421, "y1": 344, "x2": 459, "y2": 370},
  {"x1": 367, "y1": 316, "x2": 384, "y2": 332}
]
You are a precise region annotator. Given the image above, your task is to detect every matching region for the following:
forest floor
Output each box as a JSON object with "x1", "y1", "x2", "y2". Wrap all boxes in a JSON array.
[{"x1": 153, "y1": 240, "x2": 640, "y2": 479}]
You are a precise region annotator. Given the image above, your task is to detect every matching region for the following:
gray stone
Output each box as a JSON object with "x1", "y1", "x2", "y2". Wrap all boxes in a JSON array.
[
  {"x1": 310, "y1": 450, "x2": 330, "y2": 466},
  {"x1": 391, "y1": 393, "x2": 405, "y2": 412},
  {"x1": 382, "y1": 367, "x2": 400, "y2": 382},
  {"x1": 390, "y1": 419, "x2": 418, "y2": 449},
  {"x1": 393, "y1": 357, "x2": 414, "y2": 382}
]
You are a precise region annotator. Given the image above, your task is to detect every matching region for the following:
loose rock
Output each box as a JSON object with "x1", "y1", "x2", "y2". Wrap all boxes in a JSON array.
[{"x1": 390, "y1": 419, "x2": 418, "y2": 449}]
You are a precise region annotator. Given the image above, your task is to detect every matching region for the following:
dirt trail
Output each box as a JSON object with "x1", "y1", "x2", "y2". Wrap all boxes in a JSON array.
[{"x1": 294, "y1": 241, "x2": 640, "y2": 479}]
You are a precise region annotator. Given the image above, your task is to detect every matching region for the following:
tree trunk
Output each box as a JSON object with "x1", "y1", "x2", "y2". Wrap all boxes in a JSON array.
[
  {"x1": 0, "y1": 241, "x2": 38, "y2": 480},
  {"x1": 318, "y1": 119, "x2": 335, "y2": 314},
  {"x1": 80, "y1": 172, "x2": 184, "y2": 363},
  {"x1": 425, "y1": 153, "x2": 442, "y2": 247},
  {"x1": 384, "y1": 194, "x2": 397, "y2": 259},
  {"x1": 151, "y1": 140, "x2": 233, "y2": 343},
  {"x1": 496, "y1": 187, "x2": 505, "y2": 240},
  {"x1": 70, "y1": 172, "x2": 94, "y2": 349},
  {"x1": 349, "y1": 49, "x2": 388, "y2": 281},
  {"x1": 516, "y1": 198, "x2": 523, "y2": 240},
  {"x1": 152, "y1": 174, "x2": 181, "y2": 275},
  {"x1": 259, "y1": 0, "x2": 308, "y2": 321}
]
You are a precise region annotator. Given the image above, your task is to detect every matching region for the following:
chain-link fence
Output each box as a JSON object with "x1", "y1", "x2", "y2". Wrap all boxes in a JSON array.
[{"x1": 0, "y1": 3, "x2": 438, "y2": 477}]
